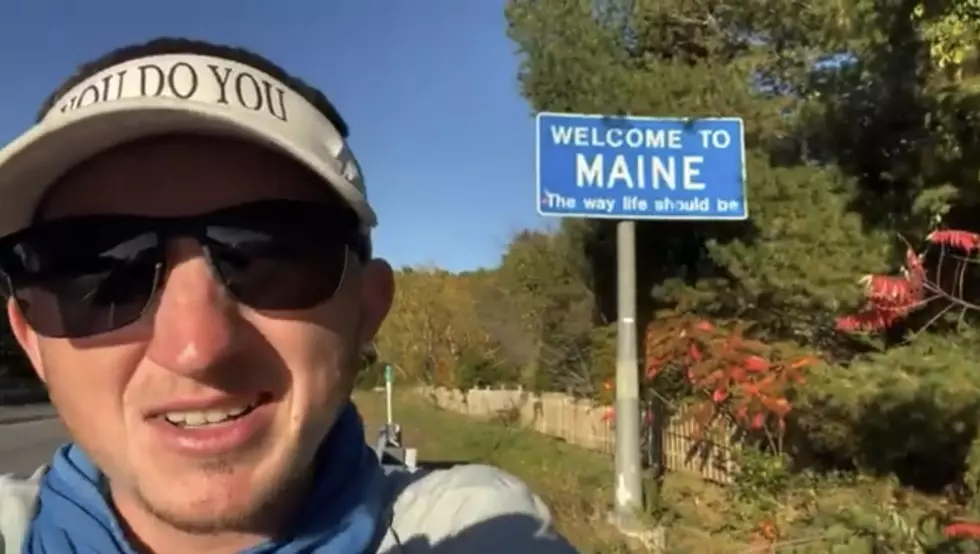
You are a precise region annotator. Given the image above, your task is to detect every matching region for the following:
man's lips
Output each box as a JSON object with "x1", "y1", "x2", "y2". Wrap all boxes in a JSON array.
[
  {"x1": 144, "y1": 392, "x2": 273, "y2": 420},
  {"x1": 143, "y1": 393, "x2": 276, "y2": 456}
]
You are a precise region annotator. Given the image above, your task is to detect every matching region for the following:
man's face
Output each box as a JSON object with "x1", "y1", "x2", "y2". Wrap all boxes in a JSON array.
[{"x1": 6, "y1": 136, "x2": 393, "y2": 536}]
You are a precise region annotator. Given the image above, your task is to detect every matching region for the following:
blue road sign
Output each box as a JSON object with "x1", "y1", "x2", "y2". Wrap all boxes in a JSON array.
[{"x1": 535, "y1": 112, "x2": 747, "y2": 220}]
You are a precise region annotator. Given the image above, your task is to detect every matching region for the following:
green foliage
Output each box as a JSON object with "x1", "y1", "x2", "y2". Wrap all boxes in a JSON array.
[
  {"x1": 357, "y1": 4, "x2": 980, "y2": 523},
  {"x1": 586, "y1": 323, "x2": 616, "y2": 395},
  {"x1": 503, "y1": 0, "x2": 980, "y2": 546},
  {"x1": 6, "y1": 0, "x2": 980, "y2": 545},
  {"x1": 506, "y1": 0, "x2": 899, "y2": 354},
  {"x1": 915, "y1": 0, "x2": 980, "y2": 77},
  {"x1": 355, "y1": 362, "x2": 384, "y2": 391},
  {"x1": 730, "y1": 448, "x2": 793, "y2": 511},
  {"x1": 792, "y1": 331, "x2": 980, "y2": 489},
  {"x1": 475, "y1": 229, "x2": 601, "y2": 394},
  {"x1": 454, "y1": 350, "x2": 520, "y2": 391}
]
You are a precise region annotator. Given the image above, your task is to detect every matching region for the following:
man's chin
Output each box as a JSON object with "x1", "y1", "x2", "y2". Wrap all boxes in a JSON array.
[
  {"x1": 116, "y1": 427, "x2": 314, "y2": 534},
  {"x1": 135, "y1": 476, "x2": 279, "y2": 533},
  {"x1": 126, "y1": 459, "x2": 290, "y2": 532}
]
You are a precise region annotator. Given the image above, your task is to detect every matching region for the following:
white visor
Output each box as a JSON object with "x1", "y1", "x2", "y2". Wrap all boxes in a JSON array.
[{"x1": 0, "y1": 53, "x2": 376, "y2": 237}]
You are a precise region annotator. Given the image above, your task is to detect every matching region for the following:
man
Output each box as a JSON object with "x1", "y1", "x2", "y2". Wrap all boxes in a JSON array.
[{"x1": 0, "y1": 38, "x2": 576, "y2": 553}]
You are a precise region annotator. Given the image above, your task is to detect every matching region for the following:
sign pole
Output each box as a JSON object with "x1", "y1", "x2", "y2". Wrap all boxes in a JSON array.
[
  {"x1": 534, "y1": 111, "x2": 745, "y2": 546},
  {"x1": 385, "y1": 364, "x2": 394, "y2": 427},
  {"x1": 613, "y1": 219, "x2": 643, "y2": 518}
]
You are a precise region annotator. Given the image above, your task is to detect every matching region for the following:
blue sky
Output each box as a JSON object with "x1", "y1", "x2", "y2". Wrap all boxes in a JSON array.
[{"x1": 0, "y1": 1, "x2": 549, "y2": 272}]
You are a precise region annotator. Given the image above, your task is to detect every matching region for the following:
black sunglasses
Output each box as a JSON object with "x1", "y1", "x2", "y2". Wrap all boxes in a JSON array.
[{"x1": 0, "y1": 199, "x2": 364, "y2": 339}]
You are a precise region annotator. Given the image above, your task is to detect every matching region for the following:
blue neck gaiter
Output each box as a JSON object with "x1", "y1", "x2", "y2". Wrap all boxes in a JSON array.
[{"x1": 23, "y1": 403, "x2": 388, "y2": 554}]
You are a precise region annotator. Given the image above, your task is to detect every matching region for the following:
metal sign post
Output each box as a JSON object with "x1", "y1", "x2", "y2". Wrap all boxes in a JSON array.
[
  {"x1": 534, "y1": 112, "x2": 747, "y2": 537},
  {"x1": 375, "y1": 363, "x2": 417, "y2": 471},
  {"x1": 385, "y1": 363, "x2": 394, "y2": 428},
  {"x1": 614, "y1": 219, "x2": 642, "y2": 513}
]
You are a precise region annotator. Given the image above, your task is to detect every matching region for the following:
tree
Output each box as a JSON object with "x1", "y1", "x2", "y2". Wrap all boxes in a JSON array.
[
  {"x1": 505, "y1": 0, "x2": 895, "y2": 353},
  {"x1": 376, "y1": 267, "x2": 500, "y2": 387},
  {"x1": 476, "y1": 228, "x2": 600, "y2": 393}
]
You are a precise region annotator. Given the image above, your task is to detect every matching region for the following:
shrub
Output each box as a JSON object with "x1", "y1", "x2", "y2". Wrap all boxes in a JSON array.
[
  {"x1": 791, "y1": 331, "x2": 980, "y2": 491},
  {"x1": 455, "y1": 349, "x2": 520, "y2": 390}
]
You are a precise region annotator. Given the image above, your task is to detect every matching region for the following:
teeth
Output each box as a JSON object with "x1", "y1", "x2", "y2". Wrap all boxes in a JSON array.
[{"x1": 164, "y1": 405, "x2": 251, "y2": 427}]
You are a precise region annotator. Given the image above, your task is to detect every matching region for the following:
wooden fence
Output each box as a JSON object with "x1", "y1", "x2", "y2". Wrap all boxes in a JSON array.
[{"x1": 418, "y1": 386, "x2": 738, "y2": 484}]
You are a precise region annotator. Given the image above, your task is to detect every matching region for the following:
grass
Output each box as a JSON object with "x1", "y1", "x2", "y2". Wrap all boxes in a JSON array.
[
  {"x1": 353, "y1": 390, "x2": 954, "y2": 553},
  {"x1": 353, "y1": 389, "x2": 640, "y2": 553}
]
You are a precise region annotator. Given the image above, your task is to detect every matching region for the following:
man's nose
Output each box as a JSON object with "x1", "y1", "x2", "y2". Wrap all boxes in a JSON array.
[{"x1": 144, "y1": 239, "x2": 239, "y2": 375}]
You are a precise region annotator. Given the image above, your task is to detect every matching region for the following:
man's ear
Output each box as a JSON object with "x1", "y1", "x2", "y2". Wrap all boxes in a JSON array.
[
  {"x1": 7, "y1": 298, "x2": 46, "y2": 383},
  {"x1": 357, "y1": 258, "x2": 394, "y2": 346}
]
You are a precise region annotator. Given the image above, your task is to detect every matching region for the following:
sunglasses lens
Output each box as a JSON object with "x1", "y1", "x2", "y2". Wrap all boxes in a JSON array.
[
  {"x1": 206, "y1": 225, "x2": 348, "y2": 311},
  {"x1": 5, "y1": 228, "x2": 160, "y2": 338},
  {"x1": 0, "y1": 201, "x2": 356, "y2": 338}
]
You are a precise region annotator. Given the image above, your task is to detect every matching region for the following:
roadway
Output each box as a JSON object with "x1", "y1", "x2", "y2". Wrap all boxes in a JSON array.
[{"x1": 0, "y1": 405, "x2": 66, "y2": 477}]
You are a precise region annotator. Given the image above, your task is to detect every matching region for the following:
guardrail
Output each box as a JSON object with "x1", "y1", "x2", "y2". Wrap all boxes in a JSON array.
[{"x1": 0, "y1": 386, "x2": 48, "y2": 406}]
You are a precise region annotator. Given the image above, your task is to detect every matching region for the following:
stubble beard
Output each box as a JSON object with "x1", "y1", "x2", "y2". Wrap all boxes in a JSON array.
[
  {"x1": 136, "y1": 448, "x2": 309, "y2": 535},
  {"x1": 135, "y1": 341, "x2": 363, "y2": 536}
]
